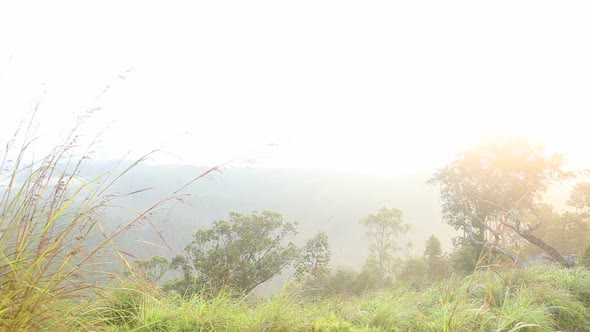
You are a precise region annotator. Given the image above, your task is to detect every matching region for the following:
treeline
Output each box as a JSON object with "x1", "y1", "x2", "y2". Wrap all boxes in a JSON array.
[{"x1": 128, "y1": 137, "x2": 590, "y2": 298}]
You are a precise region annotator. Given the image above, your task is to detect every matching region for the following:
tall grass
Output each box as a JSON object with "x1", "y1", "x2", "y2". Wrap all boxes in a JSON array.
[
  {"x1": 94, "y1": 265, "x2": 590, "y2": 331},
  {"x1": 0, "y1": 110, "x2": 225, "y2": 331},
  {"x1": 0, "y1": 109, "x2": 109, "y2": 329}
]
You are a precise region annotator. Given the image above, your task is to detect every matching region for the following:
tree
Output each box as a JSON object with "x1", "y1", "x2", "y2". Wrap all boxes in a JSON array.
[
  {"x1": 360, "y1": 207, "x2": 410, "y2": 277},
  {"x1": 294, "y1": 232, "x2": 331, "y2": 282},
  {"x1": 355, "y1": 255, "x2": 393, "y2": 291},
  {"x1": 450, "y1": 240, "x2": 480, "y2": 274},
  {"x1": 568, "y1": 182, "x2": 590, "y2": 214},
  {"x1": 320, "y1": 267, "x2": 359, "y2": 297},
  {"x1": 424, "y1": 235, "x2": 442, "y2": 260},
  {"x1": 128, "y1": 256, "x2": 170, "y2": 283},
  {"x1": 164, "y1": 255, "x2": 203, "y2": 297},
  {"x1": 174, "y1": 211, "x2": 299, "y2": 294},
  {"x1": 424, "y1": 235, "x2": 449, "y2": 280},
  {"x1": 395, "y1": 256, "x2": 429, "y2": 285},
  {"x1": 428, "y1": 137, "x2": 579, "y2": 267},
  {"x1": 520, "y1": 205, "x2": 589, "y2": 258}
]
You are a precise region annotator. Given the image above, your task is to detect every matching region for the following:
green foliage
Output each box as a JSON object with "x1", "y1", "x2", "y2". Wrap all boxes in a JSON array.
[
  {"x1": 162, "y1": 255, "x2": 206, "y2": 298},
  {"x1": 395, "y1": 256, "x2": 429, "y2": 286},
  {"x1": 295, "y1": 232, "x2": 331, "y2": 282},
  {"x1": 521, "y1": 206, "x2": 589, "y2": 257},
  {"x1": 450, "y1": 241, "x2": 481, "y2": 275},
  {"x1": 423, "y1": 235, "x2": 451, "y2": 281},
  {"x1": 174, "y1": 211, "x2": 299, "y2": 295},
  {"x1": 424, "y1": 235, "x2": 442, "y2": 259},
  {"x1": 126, "y1": 256, "x2": 170, "y2": 284},
  {"x1": 355, "y1": 257, "x2": 393, "y2": 292},
  {"x1": 320, "y1": 267, "x2": 361, "y2": 298},
  {"x1": 298, "y1": 264, "x2": 387, "y2": 299},
  {"x1": 360, "y1": 207, "x2": 410, "y2": 278},
  {"x1": 568, "y1": 182, "x2": 590, "y2": 213},
  {"x1": 100, "y1": 286, "x2": 147, "y2": 327}
]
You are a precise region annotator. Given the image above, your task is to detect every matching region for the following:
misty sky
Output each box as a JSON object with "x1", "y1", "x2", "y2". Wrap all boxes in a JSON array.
[{"x1": 1, "y1": 1, "x2": 589, "y2": 175}]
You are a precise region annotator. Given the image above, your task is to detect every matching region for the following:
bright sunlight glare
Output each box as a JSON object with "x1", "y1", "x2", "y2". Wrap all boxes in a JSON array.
[{"x1": 1, "y1": 1, "x2": 588, "y2": 175}]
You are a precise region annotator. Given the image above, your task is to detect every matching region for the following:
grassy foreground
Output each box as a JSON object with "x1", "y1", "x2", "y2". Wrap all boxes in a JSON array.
[{"x1": 91, "y1": 265, "x2": 590, "y2": 332}]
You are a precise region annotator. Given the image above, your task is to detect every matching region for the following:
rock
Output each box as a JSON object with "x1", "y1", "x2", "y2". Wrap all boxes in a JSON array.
[{"x1": 518, "y1": 254, "x2": 578, "y2": 267}]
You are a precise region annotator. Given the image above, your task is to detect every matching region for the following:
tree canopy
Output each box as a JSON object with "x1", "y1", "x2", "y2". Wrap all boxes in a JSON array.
[
  {"x1": 568, "y1": 182, "x2": 590, "y2": 214},
  {"x1": 173, "y1": 211, "x2": 299, "y2": 294},
  {"x1": 424, "y1": 235, "x2": 442, "y2": 260},
  {"x1": 360, "y1": 207, "x2": 410, "y2": 276},
  {"x1": 428, "y1": 137, "x2": 579, "y2": 267},
  {"x1": 129, "y1": 256, "x2": 170, "y2": 284},
  {"x1": 294, "y1": 232, "x2": 331, "y2": 282}
]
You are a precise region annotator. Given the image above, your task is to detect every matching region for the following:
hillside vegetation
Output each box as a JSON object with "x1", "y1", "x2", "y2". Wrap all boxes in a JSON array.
[
  {"x1": 2, "y1": 117, "x2": 590, "y2": 331},
  {"x1": 96, "y1": 266, "x2": 590, "y2": 332}
]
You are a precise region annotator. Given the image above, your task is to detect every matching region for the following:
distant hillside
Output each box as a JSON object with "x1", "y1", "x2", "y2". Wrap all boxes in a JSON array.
[{"x1": 83, "y1": 162, "x2": 455, "y2": 270}]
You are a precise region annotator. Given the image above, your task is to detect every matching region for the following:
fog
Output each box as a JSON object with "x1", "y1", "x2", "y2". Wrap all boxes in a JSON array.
[
  {"x1": 2, "y1": 1, "x2": 589, "y2": 175},
  {"x1": 2, "y1": 0, "x2": 590, "y2": 293}
]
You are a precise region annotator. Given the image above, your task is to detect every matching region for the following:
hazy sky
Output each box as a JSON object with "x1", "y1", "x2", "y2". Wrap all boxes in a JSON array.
[{"x1": 1, "y1": 1, "x2": 589, "y2": 175}]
